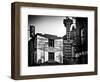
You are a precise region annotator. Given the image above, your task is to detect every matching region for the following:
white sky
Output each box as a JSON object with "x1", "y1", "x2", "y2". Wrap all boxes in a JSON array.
[{"x1": 28, "y1": 15, "x2": 67, "y2": 37}]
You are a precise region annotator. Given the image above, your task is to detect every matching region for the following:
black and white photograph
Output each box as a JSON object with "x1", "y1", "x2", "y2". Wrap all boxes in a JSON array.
[
  {"x1": 28, "y1": 15, "x2": 88, "y2": 66},
  {"x1": 11, "y1": 2, "x2": 97, "y2": 79}
]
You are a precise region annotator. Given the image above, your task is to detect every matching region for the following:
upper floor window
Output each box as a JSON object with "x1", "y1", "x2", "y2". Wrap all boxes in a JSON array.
[{"x1": 48, "y1": 39, "x2": 54, "y2": 47}]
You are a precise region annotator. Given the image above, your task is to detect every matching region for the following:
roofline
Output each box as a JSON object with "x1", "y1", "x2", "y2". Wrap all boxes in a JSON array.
[{"x1": 35, "y1": 33, "x2": 63, "y2": 39}]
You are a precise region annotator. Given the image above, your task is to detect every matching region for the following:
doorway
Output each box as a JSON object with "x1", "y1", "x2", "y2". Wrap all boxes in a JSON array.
[{"x1": 48, "y1": 52, "x2": 54, "y2": 61}]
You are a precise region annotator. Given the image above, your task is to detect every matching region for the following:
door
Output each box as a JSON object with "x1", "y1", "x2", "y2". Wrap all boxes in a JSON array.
[{"x1": 48, "y1": 52, "x2": 54, "y2": 61}]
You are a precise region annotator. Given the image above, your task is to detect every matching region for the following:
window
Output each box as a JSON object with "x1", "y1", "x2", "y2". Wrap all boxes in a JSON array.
[
  {"x1": 48, "y1": 52, "x2": 54, "y2": 61},
  {"x1": 48, "y1": 39, "x2": 54, "y2": 47}
]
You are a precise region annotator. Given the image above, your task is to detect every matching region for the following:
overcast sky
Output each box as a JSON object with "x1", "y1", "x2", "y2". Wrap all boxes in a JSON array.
[{"x1": 28, "y1": 15, "x2": 67, "y2": 37}]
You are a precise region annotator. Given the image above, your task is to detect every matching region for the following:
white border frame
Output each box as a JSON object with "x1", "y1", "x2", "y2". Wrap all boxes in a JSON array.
[{"x1": 20, "y1": 6, "x2": 95, "y2": 75}]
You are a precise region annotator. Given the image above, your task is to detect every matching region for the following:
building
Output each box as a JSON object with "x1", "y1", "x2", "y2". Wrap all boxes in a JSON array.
[
  {"x1": 63, "y1": 17, "x2": 88, "y2": 64},
  {"x1": 74, "y1": 17, "x2": 88, "y2": 64},
  {"x1": 63, "y1": 17, "x2": 74, "y2": 64},
  {"x1": 28, "y1": 17, "x2": 88, "y2": 66},
  {"x1": 34, "y1": 33, "x2": 63, "y2": 64},
  {"x1": 69, "y1": 17, "x2": 88, "y2": 64},
  {"x1": 28, "y1": 25, "x2": 35, "y2": 66}
]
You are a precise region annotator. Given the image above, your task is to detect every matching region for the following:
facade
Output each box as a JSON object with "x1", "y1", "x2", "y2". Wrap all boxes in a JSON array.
[
  {"x1": 63, "y1": 17, "x2": 88, "y2": 64},
  {"x1": 34, "y1": 33, "x2": 63, "y2": 64},
  {"x1": 63, "y1": 17, "x2": 74, "y2": 64}
]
